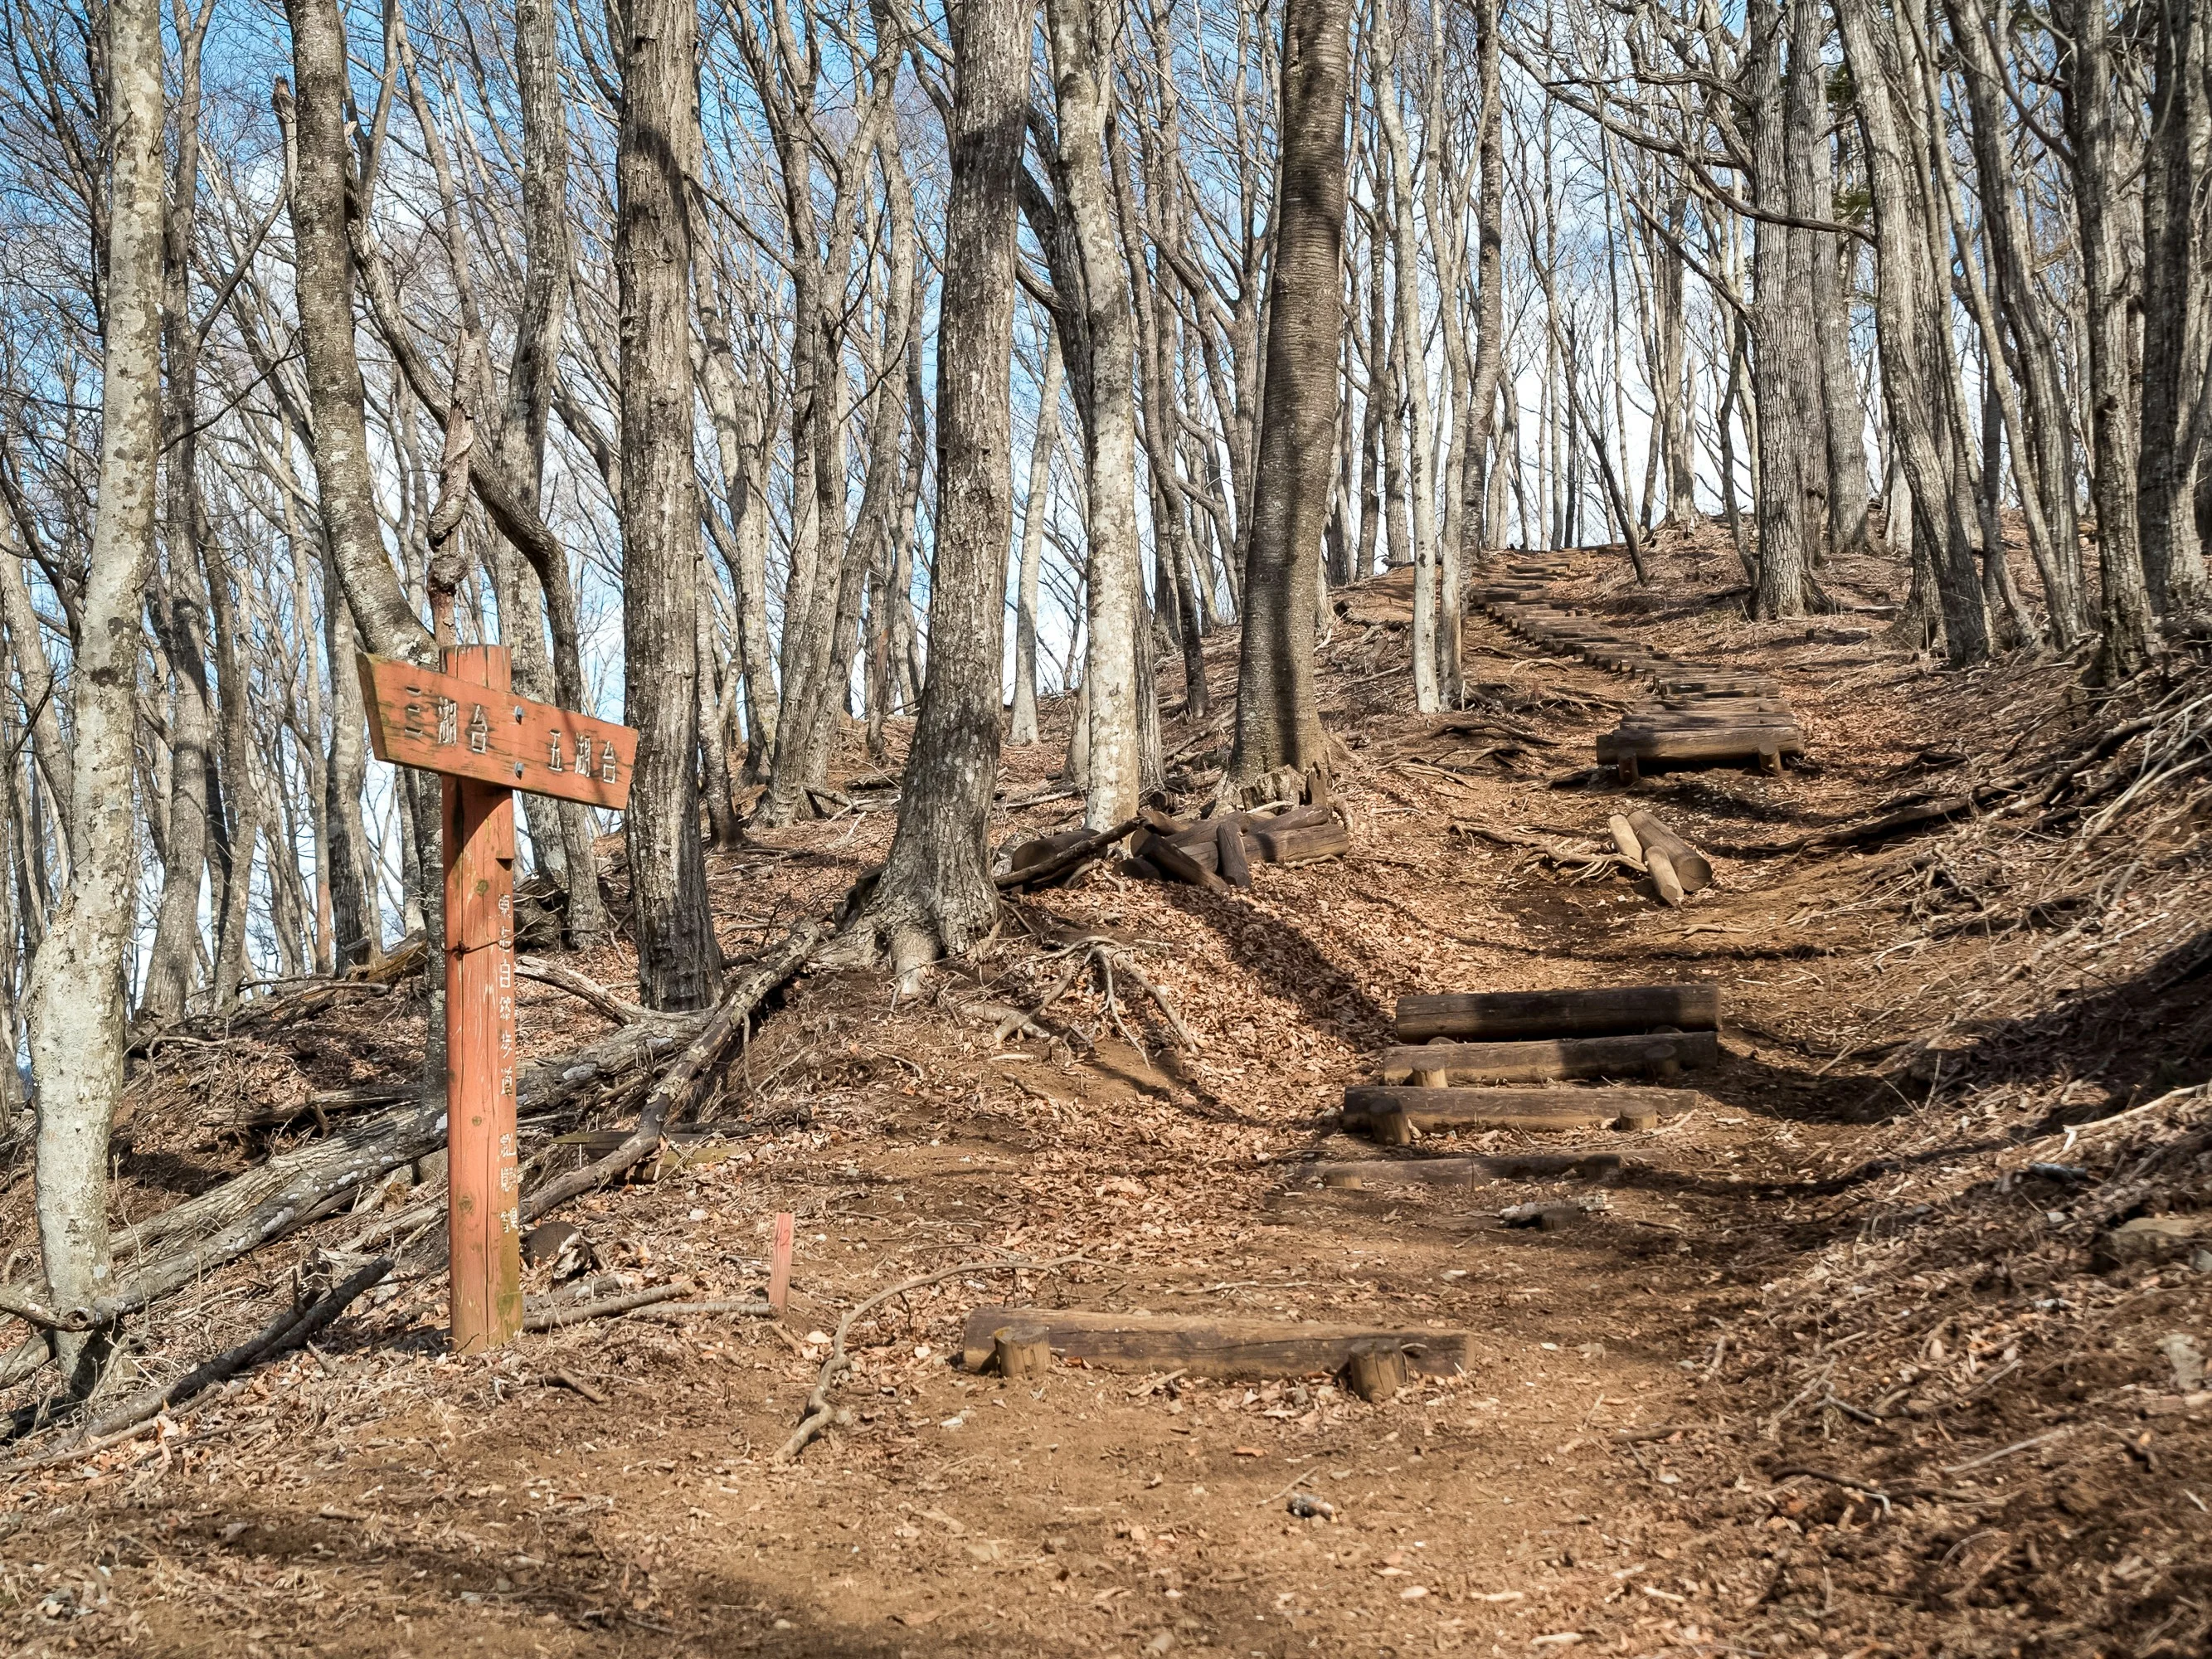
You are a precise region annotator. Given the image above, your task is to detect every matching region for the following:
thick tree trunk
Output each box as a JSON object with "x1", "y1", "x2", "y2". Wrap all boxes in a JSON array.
[
  {"x1": 2137, "y1": 0, "x2": 2211, "y2": 615},
  {"x1": 28, "y1": 0, "x2": 164, "y2": 1392},
  {"x1": 1226, "y1": 0, "x2": 1348, "y2": 791},
  {"x1": 615, "y1": 0, "x2": 722, "y2": 1010},
  {"x1": 2056, "y1": 0, "x2": 2160, "y2": 679},
  {"x1": 843, "y1": 0, "x2": 1033, "y2": 979},
  {"x1": 1748, "y1": 0, "x2": 1828, "y2": 617}
]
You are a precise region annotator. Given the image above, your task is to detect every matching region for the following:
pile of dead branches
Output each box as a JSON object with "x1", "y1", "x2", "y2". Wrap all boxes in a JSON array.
[{"x1": 0, "y1": 921, "x2": 824, "y2": 1413}]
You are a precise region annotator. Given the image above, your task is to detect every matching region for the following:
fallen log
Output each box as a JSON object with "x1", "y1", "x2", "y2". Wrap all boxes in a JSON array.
[
  {"x1": 1315, "y1": 1152, "x2": 1624, "y2": 1189},
  {"x1": 0, "y1": 927, "x2": 816, "y2": 1345},
  {"x1": 0, "y1": 1258, "x2": 394, "y2": 1472},
  {"x1": 1394, "y1": 984, "x2": 1720, "y2": 1042},
  {"x1": 996, "y1": 818, "x2": 1142, "y2": 888},
  {"x1": 1343, "y1": 1084, "x2": 1693, "y2": 1137},
  {"x1": 1250, "y1": 819, "x2": 1351, "y2": 864},
  {"x1": 1376, "y1": 1029, "x2": 1717, "y2": 1083},
  {"x1": 1215, "y1": 818, "x2": 1253, "y2": 889},
  {"x1": 956, "y1": 1306, "x2": 1473, "y2": 1381},
  {"x1": 522, "y1": 919, "x2": 824, "y2": 1220},
  {"x1": 517, "y1": 955, "x2": 661, "y2": 1025},
  {"x1": 1624, "y1": 813, "x2": 1714, "y2": 894},
  {"x1": 1009, "y1": 827, "x2": 1095, "y2": 874},
  {"x1": 1140, "y1": 828, "x2": 1229, "y2": 890}
]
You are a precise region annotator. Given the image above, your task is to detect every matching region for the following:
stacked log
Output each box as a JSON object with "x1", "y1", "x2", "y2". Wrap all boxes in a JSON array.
[
  {"x1": 1464, "y1": 577, "x2": 1807, "y2": 779},
  {"x1": 1343, "y1": 983, "x2": 1719, "y2": 1144},
  {"x1": 1006, "y1": 801, "x2": 1351, "y2": 890}
]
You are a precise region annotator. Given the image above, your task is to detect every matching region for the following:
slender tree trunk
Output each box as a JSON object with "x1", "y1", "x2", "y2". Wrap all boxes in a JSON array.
[
  {"x1": 616, "y1": 0, "x2": 722, "y2": 1010},
  {"x1": 1046, "y1": 0, "x2": 1145, "y2": 831},
  {"x1": 1227, "y1": 0, "x2": 1348, "y2": 792},
  {"x1": 28, "y1": 0, "x2": 164, "y2": 1391},
  {"x1": 1947, "y1": 0, "x2": 2089, "y2": 642},
  {"x1": 1011, "y1": 327, "x2": 1064, "y2": 746},
  {"x1": 845, "y1": 0, "x2": 1033, "y2": 978},
  {"x1": 1373, "y1": 6, "x2": 1441, "y2": 709},
  {"x1": 1835, "y1": 0, "x2": 1991, "y2": 663},
  {"x1": 280, "y1": 0, "x2": 444, "y2": 999}
]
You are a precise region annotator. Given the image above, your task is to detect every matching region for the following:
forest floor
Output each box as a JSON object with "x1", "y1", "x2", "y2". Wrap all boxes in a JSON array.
[{"x1": 7, "y1": 525, "x2": 2212, "y2": 1659}]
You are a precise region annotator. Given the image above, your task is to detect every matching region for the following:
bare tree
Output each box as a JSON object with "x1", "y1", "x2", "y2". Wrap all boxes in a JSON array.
[
  {"x1": 616, "y1": 0, "x2": 723, "y2": 1010},
  {"x1": 27, "y1": 0, "x2": 165, "y2": 1391},
  {"x1": 1226, "y1": 0, "x2": 1349, "y2": 793},
  {"x1": 842, "y1": 0, "x2": 1034, "y2": 976}
]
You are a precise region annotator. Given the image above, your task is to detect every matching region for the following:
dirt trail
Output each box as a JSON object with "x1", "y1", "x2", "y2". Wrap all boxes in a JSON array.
[{"x1": 7, "y1": 531, "x2": 2210, "y2": 1658}]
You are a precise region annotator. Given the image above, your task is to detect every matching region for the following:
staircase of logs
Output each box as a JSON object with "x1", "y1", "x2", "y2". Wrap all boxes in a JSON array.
[
  {"x1": 1342, "y1": 984, "x2": 1719, "y2": 1145},
  {"x1": 1467, "y1": 555, "x2": 1805, "y2": 781}
]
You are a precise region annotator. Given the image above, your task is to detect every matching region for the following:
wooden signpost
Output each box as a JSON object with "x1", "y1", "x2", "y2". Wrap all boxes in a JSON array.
[{"x1": 358, "y1": 646, "x2": 638, "y2": 1354}]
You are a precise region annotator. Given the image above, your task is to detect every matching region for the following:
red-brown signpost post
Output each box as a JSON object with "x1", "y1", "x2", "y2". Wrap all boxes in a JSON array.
[{"x1": 358, "y1": 647, "x2": 638, "y2": 1354}]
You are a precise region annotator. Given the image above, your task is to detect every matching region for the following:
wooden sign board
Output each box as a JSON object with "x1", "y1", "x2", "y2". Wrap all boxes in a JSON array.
[
  {"x1": 361, "y1": 645, "x2": 643, "y2": 1356},
  {"x1": 357, "y1": 652, "x2": 635, "y2": 810}
]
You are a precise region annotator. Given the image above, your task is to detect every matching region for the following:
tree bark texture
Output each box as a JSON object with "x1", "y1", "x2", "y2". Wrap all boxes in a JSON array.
[
  {"x1": 615, "y1": 0, "x2": 722, "y2": 1010},
  {"x1": 28, "y1": 0, "x2": 165, "y2": 1392},
  {"x1": 847, "y1": 0, "x2": 1033, "y2": 978},
  {"x1": 1227, "y1": 0, "x2": 1348, "y2": 790}
]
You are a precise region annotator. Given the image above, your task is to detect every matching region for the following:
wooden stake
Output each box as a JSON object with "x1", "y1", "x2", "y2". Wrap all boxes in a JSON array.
[
  {"x1": 444, "y1": 646, "x2": 523, "y2": 1355},
  {"x1": 992, "y1": 1322, "x2": 1053, "y2": 1379},
  {"x1": 1345, "y1": 1343, "x2": 1409, "y2": 1402},
  {"x1": 767, "y1": 1212, "x2": 795, "y2": 1313}
]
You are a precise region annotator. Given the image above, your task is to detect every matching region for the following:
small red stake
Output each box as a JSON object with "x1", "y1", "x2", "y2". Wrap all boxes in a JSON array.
[{"x1": 767, "y1": 1213, "x2": 795, "y2": 1314}]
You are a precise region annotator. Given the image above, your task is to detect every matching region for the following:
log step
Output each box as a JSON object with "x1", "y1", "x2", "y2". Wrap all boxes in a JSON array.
[
  {"x1": 957, "y1": 1306, "x2": 1473, "y2": 1380},
  {"x1": 1395, "y1": 984, "x2": 1720, "y2": 1042},
  {"x1": 1597, "y1": 727, "x2": 1806, "y2": 766},
  {"x1": 1378, "y1": 1029, "x2": 1719, "y2": 1084},
  {"x1": 1315, "y1": 1152, "x2": 1625, "y2": 1188},
  {"x1": 1343, "y1": 1084, "x2": 1694, "y2": 1137}
]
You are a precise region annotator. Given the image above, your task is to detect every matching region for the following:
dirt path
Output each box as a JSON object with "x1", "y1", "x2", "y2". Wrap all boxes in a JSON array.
[{"x1": 9, "y1": 536, "x2": 2207, "y2": 1658}]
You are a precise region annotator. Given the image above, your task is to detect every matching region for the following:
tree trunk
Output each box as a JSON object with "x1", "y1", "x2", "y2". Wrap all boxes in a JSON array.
[
  {"x1": 1226, "y1": 0, "x2": 1348, "y2": 791},
  {"x1": 1748, "y1": 0, "x2": 1828, "y2": 617},
  {"x1": 2137, "y1": 0, "x2": 2211, "y2": 615},
  {"x1": 280, "y1": 0, "x2": 444, "y2": 991},
  {"x1": 1045, "y1": 0, "x2": 1145, "y2": 833},
  {"x1": 1834, "y1": 0, "x2": 1991, "y2": 664},
  {"x1": 1373, "y1": 7, "x2": 1441, "y2": 708},
  {"x1": 1946, "y1": 0, "x2": 2089, "y2": 643},
  {"x1": 615, "y1": 0, "x2": 722, "y2": 1010},
  {"x1": 1011, "y1": 326, "x2": 1064, "y2": 746},
  {"x1": 843, "y1": 0, "x2": 1033, "y2": 980},
  {"x1": 28, "y1": 0, "x2": 164, "y2": 1392},
  {"x1": 2055, "y1": 0, "x2": 2160, "y2": 679}
]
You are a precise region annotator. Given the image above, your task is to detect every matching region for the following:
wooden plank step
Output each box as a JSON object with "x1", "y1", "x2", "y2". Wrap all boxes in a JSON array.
[
  {"x1": 1344, "y1": 1084, "x2": 1694, "y2": 1137},
  {"x1": 958, "y1": 1306, "x2": 1473, "y2": 1380},
  {"x1": 1379, "y1": 1029, "x2": 1719, "y2": 1084},
  {"x1": 1597, "y1": 727, "x2": 1805, "y2": 764},
  {"x1": 1395, "y1": 984, "x2": 1719, "y2": 1042},
  {"x1": 1315, "y1": 1152, "x2": 1625, "y2": 1188}
]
